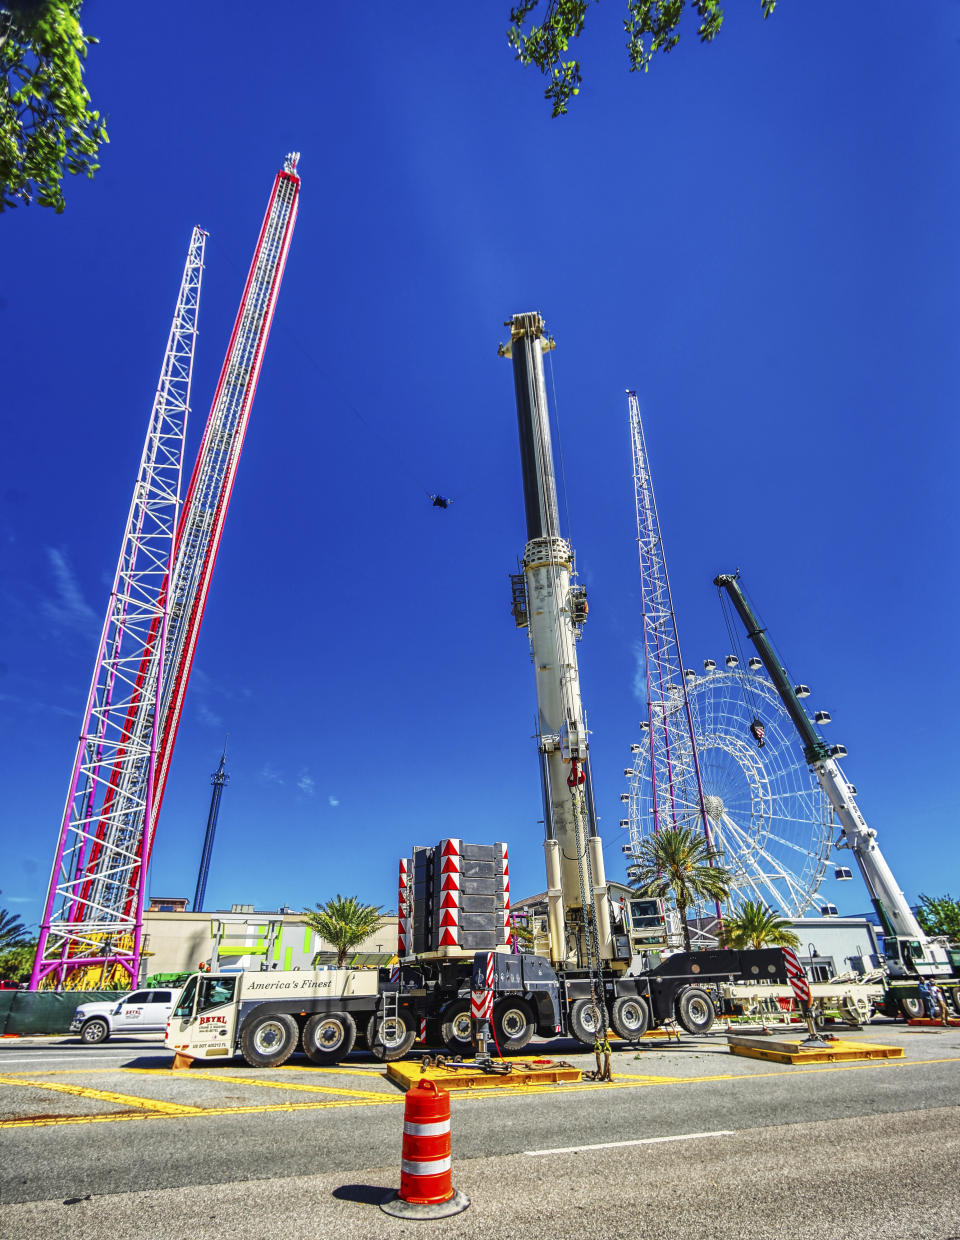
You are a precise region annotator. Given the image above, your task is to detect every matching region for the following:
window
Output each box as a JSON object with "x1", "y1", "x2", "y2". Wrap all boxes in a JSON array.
[
  {"x1": 198, "y1": 977, "x2": 237, "y2": 1012},
  {"x1": 150, "y1": 991, "x2": 172, "y2": 1004},
  {"x1": 173, "y1": 977, "x2": 197, "y2": 1018},
  {"x1": 127, "y1": 991, "x2": 150, "y2": 1004}
]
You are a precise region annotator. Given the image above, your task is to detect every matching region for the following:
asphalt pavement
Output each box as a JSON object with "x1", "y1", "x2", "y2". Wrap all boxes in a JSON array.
[{"x1": 2, "y1": 1022, "x2": 959, "y2": 1239}]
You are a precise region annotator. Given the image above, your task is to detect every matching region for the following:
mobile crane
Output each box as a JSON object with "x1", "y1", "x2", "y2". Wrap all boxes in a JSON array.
[
  {"x1": 714, "y1": 571, "x2": 960, "y2": 1017},
  {"x1": 164, "y1": 319, "x2": 797, "y2": 1070}
]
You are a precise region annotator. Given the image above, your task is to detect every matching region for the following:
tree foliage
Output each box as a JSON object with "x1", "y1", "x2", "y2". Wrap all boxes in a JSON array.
[
  {"x1": 718, "y1": 899, "x2": 800, "y2": 950},
  {"x1": 1, "y1": 0, "x2": 107, "y2": 212},
  {"x1": 508, "y1": 0, "x2": 776, "y2": 116},
  {"x1": 0, "y1": 939, "x2": 36, "y2": 982},
  {"x1": 302, "y1": 895, "x2": 386, "y2": 968},
  {"x1": 628, "y1": 824, "x2": 731, "y2": 951},
  {"x1": 0, "y1": 905, "x2": 29, "y2": 953},
  {"x1": 915, "y1": 893, "x2": 960, "y2": 942}
]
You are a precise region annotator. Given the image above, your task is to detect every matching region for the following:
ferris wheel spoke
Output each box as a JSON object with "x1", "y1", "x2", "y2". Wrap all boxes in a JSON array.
[{"x1": 717, "y1": 812, "x2": 808, "y2": 914}]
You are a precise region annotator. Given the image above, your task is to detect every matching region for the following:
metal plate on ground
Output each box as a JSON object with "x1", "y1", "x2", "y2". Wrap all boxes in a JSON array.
[
  {"x1": 727, "y1": 1035, "x2": 904, "y2": 1065},
  {"x1": 386, "y1": 1058, "x2": 582, "y2": 1091}
]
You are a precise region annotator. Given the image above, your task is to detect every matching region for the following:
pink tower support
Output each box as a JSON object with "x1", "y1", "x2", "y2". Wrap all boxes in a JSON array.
[
  {"x1": 31, "y1": 227, "x2": 207, "y2": 989},
  {"x1": 624, "y1": 392, "x2": 720, "y2": 923}
]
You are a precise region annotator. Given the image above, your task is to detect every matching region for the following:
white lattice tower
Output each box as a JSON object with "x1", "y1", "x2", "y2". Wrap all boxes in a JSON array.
[
  {"x1": 625, "y1": 392, "x2": 714, "y2": 873},
  {"x1": 31, "y1": 227, "x2": 207, "y2": 989}
]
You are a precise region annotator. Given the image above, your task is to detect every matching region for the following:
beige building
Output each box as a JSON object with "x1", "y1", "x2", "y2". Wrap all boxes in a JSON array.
[{"x1": 141, "y1": 901, "x2": 398, "y2": 981}]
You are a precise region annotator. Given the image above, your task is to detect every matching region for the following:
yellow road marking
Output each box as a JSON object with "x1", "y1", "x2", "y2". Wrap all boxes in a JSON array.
[
  {"x1": 279, "y1": 1064, "x2": 390, "y2": 1079},
  {"x1": 3, "y1": 1054, "x2": 957, "y2": 1129},
  {"x1": 120, "y1": 1068, "x2": 399, "y2": 1102},
  {"x1": 0, "y1": 1073, "x2": 204, "y2": 1116}
]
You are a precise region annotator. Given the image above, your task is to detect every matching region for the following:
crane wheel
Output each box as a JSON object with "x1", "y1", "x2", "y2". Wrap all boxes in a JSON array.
[
  {"x1": 240, "y1": 1011, "x2": 298, "y2": 1067},
  {"x1": 492, "y1": 999, "x2": 535, "y2": 1051},
  {"x1": 366, "y1": 1011, "x2": 416, "y2": 1062},
  {"x1": 302, "y1": 1011, "x2": 356, "y2": 1065},
  {"x1": 439, "y1": 1000, "x2": 474, "y2": 1055},
  {"x1": 675, "y1": 987, "x2": 715, "y2": 1035},
  {"x1": 611, "y1": 995, "x2": 649, "y2": 1040},
  {"x1": 898, "y1": 996, "x2": 924, "y2": 1021},
  {"x1": 568, "y1": 998, "x2": 605, "y2": 1047}
]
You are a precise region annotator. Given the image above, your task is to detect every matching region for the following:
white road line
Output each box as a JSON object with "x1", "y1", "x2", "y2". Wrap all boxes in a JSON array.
[{"x1": 524, "y1": 1130, "x2": 735, "y2": 1157}]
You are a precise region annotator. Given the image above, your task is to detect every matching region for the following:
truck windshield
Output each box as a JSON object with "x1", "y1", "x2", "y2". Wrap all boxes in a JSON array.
[
  {"x1": 198, "y1": 977, "x2": 237, "y2": 1011},
  {"x1": 173, "y1": 976, "x2": 198, "y2": 1018}
]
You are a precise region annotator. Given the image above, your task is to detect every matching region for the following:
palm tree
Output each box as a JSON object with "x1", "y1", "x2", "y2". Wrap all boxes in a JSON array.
[
  {"x1": 0, "y1": 906, "x2": 28, "y2": 953},
  {"x1": 629, "y1": 825, "x2": 732, "y2": 951},
  {"x1": 719, "y1": 900, "x2": 801, "y2": 950},
  {"x1": 302, "y1": 895, "x2": 386, "y2": 968}
]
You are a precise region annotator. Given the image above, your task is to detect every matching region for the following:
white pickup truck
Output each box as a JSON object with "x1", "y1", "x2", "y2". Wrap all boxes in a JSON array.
[{"x1": 71, "y1": 988, "x2": 178, "y2": 1044}]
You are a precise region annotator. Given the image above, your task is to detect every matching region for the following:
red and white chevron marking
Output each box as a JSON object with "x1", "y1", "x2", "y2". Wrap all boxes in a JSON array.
[
  {"x1": 438, "y1": 839, "x2": 462, "y2": 948},
  {"x1": 397, "y1": 857, "x2": 410, "y2": 956},
  {"x1": 501, "y1": 842, "x2": 511, "y2": 945},
  {"x1": 471, "y1": 951, "x2": 495, "y2": 1021},
  {"x1": 782, "y1": 947, "x2": 811, "y2": 1005}
]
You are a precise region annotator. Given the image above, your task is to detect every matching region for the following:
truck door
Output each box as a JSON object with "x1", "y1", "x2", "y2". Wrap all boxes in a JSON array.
[
  {"x1": 171, "y1": 975, "x2": 239, "y2": 1059},
  {"x1": 116, "y1": 990, "x2": 152, "y2": 1030}
]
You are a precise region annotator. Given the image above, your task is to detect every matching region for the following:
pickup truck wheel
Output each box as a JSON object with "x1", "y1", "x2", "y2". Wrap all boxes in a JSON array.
[
  {"x1": 675, "y1": 987, "x2": 715, "y2": 1035},
  {"x1": 493, "y1": 1000, "x2": 535, "y2": 1051},
  {"x1": 611, "y1": 995, "x2": 649, "y2": 1040},
  {"x1": 440, "y1": 1000, "x2": 474, "y2": 1055},
  {"x1": 302, "y1": 1011, "x2": 356, "y2": 1065},
  {"x1": 240, "y1": 1011, "x2": 298, "y2": 1067},
  {"x1": 568, "y1": 998, "x2": 604, "y2": 1046},
  {"x1": 366, "y1": 1011, "x2": 416, "y2": 1062},
  {"x1": 80, "y1": 1018, "x2": 109, "y2": 1045},
  {"x1": 899, "y1": 996, "x2": 924, "y2": 1021}
]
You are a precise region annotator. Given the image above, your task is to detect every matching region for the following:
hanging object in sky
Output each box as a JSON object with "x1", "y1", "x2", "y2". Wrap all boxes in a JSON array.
[
  {"x1": 430, "y1": 494, "x2": 452, "y2": 509},
  {"x1": 749, "y1": 717, "x2": 766, "y2": 748}
]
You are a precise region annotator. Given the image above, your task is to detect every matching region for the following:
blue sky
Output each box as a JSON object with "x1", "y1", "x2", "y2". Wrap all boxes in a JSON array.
[{"x1": 2, "y1": 2, "x2": 958, "y2": 935}]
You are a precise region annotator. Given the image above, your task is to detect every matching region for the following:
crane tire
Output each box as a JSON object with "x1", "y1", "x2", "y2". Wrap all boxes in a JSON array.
[
  {"x1": 568, "y1": 998, "x2": 605, "y2": 1047},
  {"x1": 492, "y1": 999, "x2": 535, "y2": 1051},
  {"x1": 610, "y1": 995, "x2": 649, "y2": 1040},
  {"x1": 439, "y1": 1000, "x2": 474, "y2": 1055},
  {"x1": 240, "y1": 1011, "x2": 298, "y2": 1068},
  {"x1": 302, "y1": 1011, "x2": 356, "y2": 1065},
  {"x1": 948, "y1": 989, "x2": 960, "y2": 1017},
  {"x1": 366, "y1": 1011, "x2": 416, "y2": 1062},
  {"x1": 899, "y1": 996, "x2": 924, "y2": 1021},
  {"x1": 675, "y1": 987, "x2": 715, "y2": 1035}
]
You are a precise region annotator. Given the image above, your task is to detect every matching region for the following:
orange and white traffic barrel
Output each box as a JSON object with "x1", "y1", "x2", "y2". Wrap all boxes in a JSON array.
[{"x1": 380, "y1": 1079, "x2": 470, "y2": 1219}]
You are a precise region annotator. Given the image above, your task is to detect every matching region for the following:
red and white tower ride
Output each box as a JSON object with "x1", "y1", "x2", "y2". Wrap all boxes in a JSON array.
[{"x1": 32, "y1": 155, "x2": 300, "y2": 989}]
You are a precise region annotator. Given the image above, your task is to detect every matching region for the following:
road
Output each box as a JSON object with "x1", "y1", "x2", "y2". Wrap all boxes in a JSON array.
[{"x1": 2, "y1": 1022, "x2": 959, "y2": 1239}]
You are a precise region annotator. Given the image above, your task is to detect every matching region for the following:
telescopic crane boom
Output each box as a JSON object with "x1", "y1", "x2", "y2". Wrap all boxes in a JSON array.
[
  {"x1": 499, "y1": 313, "x2": 613, "y2": 968},
  {"x1": 714, "y1": 571, "x2": 952, "y2": 978}
]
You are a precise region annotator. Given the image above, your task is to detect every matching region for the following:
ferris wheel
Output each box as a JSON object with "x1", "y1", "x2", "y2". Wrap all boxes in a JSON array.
[{"x1": 625, "y1": 662, "x2": 832, "y2": 919}]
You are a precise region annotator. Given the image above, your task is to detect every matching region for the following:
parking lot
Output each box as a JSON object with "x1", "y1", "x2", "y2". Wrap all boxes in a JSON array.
[{"x1": 3, "y1": 1021, "x2": 960, "y2": 1239}]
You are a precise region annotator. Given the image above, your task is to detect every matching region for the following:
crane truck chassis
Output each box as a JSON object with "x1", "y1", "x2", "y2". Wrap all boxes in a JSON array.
[{"x1": 166, "y1": 946, "x2": 795, "y2": 1068}]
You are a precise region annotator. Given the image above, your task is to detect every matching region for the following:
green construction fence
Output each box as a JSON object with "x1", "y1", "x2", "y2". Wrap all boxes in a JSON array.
[{"x1": 0, "y1": 990, "x2": 126, "y2": 1036}]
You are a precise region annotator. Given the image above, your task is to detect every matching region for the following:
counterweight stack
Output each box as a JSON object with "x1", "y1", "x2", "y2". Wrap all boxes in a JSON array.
[
  {"x1": 32, "y1": 156, "x2": 301, "y2": 989},
  {"x1": 500, "y1": 313, "x2": 612, "y2": 967}
]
